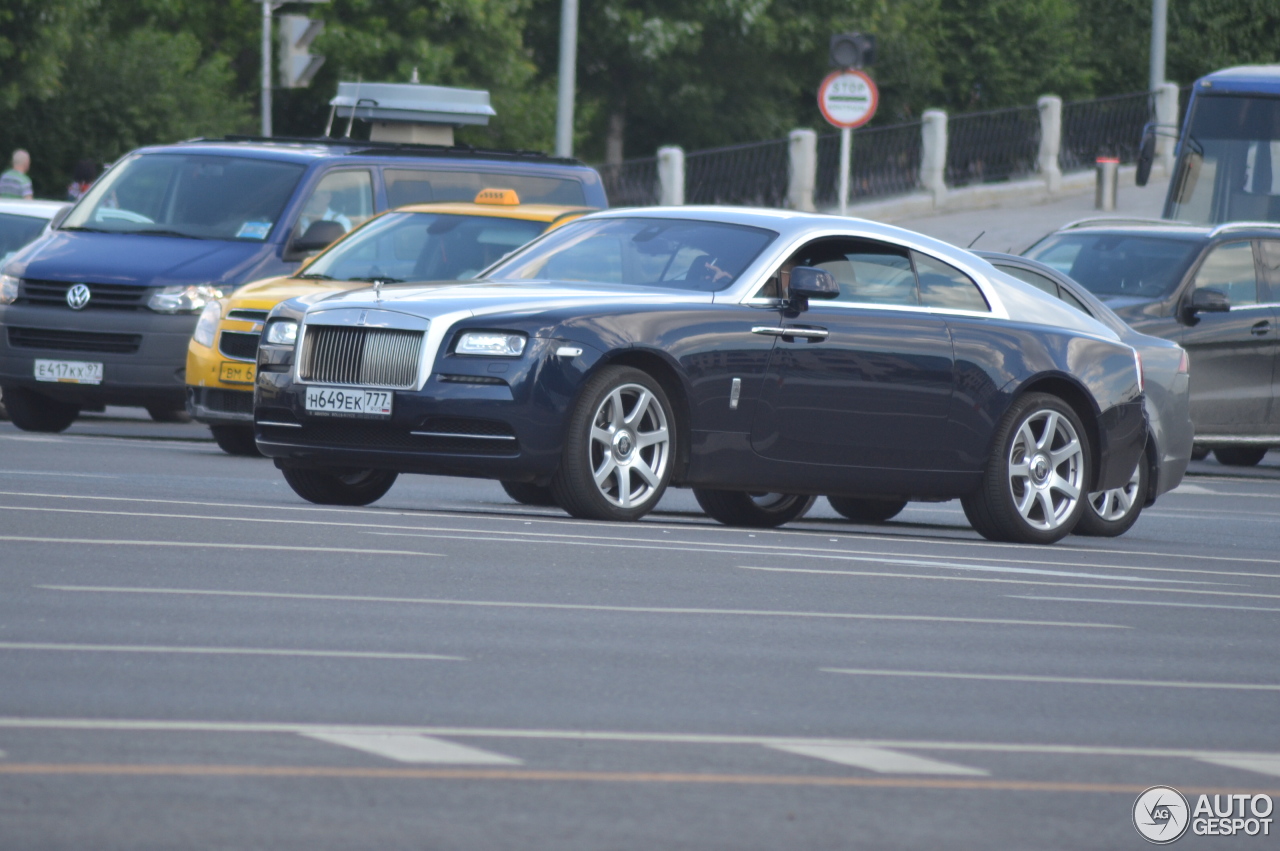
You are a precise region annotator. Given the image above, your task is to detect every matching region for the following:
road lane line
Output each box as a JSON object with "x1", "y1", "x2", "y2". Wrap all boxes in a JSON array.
[
  {"x1": 741, "y1": 566, "x2": 1280, "y2": 601},
  {"x1": 823, "y1": 668, "x2": 1280, "y2": 692},
  {"x1": 36, "y1": 585, "x2": 1127, "y2": 629},
  {"x1": 1007, "y1": 595, "x2": 1280, "y2": 613},
  {"x1": 766, "y1": 745, "x2": 988, "y2": 776},
  {"x1": 1196, "y1": 757, "x2": 1280, "y2": 778},
  {"x1": 0, "y1": 642, "x2": 463, "y2": 661},
  {"x1": 0, "y1": 536, "x2": 441, "y2": 557},
  {"x1": 302, "y1": 732, "x2": 521, "y2": 764},
  {"x1": 0, "y1": 469, "x2": 118, "y2": 479},
  {"x1": 3, "y1": 489, "x2": 1279, "y2": 567}
]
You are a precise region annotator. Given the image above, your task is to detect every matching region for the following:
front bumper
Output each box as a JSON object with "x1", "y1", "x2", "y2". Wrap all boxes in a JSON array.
[{"x1": 0, "y1": 303, "x2": 196, "y2": 408}]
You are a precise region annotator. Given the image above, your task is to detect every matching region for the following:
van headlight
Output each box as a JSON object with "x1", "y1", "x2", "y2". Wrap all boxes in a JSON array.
[
  {"x1": 456, "y1": 331, "x2": 527, "y2": 357},
  {"x1": 148, "y1": 284, "x2": 223, "y2": 314},
  {"x1": 264, "y1": 319, "x2": 298, "y2": 346},
  {"x1": 192, "y1": 301, "x2": 222, "y2": 348},
  {"x1": 0, "y1": 274, "x2": 18, "y2": 305}
]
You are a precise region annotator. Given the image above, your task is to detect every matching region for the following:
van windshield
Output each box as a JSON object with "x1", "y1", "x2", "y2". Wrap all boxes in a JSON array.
[
  {"x1": 1167, "y1": 94, "x2": 1280, "y2": 224},
  {"x1": 62, "y1": 153, "x2": 305, "y2": 241}
]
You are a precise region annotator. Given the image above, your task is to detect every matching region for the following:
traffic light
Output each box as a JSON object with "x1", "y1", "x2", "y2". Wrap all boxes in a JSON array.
[
  {"x1": 279, "y1": 15, "x2": 325, "y2": 89},
  {"x1": 829, "y1": 33, "x2": 876, "y2": 69}
]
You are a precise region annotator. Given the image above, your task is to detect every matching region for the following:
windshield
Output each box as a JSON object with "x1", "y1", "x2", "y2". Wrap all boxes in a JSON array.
[
  {"x1": 304, "y1": 211, "x2": 550, "y2": 282},
  {"x1": 485, "y1": 217, "x2": 776, "y2": 291},
  {"x1": 1025, "y1": 233, "x2": 1201, "y2": 298},
  {"x1": 62, "y1": 153, "x2": 305, "y2": 240},
  {"x1": 1167, "y1": 94, "x2": 1280, "y2": 224}
]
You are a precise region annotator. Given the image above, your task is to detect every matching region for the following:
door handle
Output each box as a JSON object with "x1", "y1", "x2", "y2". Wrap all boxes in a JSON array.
[
  {"x1": 1251, "y1": 320, "x2": 1271, "y2": 336},
  {"x1": 751, "y1": 325, "x2": 829, "y2": 340}
]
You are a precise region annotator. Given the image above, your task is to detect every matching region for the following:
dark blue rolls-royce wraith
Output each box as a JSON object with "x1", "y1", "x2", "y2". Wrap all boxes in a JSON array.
[{"x1": 254, "y1": 208, "x2": 1147, "y2": 544}]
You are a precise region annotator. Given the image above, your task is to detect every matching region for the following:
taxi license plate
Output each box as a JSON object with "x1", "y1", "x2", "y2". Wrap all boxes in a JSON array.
[
  {"x1": 304, "y1": 386, "x2": 393, "y2": 418},
  {"x1": 34, "y1": 359, "x2": 103, "y2": 385},
  {"x1": 219, "y1": 361, "x2": 256, "y2": 385}
]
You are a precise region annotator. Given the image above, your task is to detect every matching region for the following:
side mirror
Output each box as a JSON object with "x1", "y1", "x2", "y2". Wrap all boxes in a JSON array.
[
  {"x1": 787, "y1": 266, "x2": 839, "y2": 307},
  {"x1": 1135, "y1": 129, "x2": 1156, "y2": 187},
  {"x1": 288, "y1": 220, "x2": 346, "y2": 258},
  {"x1": 1182, "y1": 287, "x2": 1230, "y2": 322}
]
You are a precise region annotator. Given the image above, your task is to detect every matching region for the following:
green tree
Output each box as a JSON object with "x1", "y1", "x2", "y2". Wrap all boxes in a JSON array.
[{"x1": 0, "y1": 0, "x2": 93, "y2": 111}]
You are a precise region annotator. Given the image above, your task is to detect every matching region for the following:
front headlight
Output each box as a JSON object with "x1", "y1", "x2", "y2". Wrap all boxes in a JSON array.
[
  {"x1": 148, "y1": 284, "x2": 224, "y2": 314},
  {"x1": 456, "y1": 331, "x2": 527, "y2": 357},
  {"x1": 264, "y1": 319, "x2": 298, "y2": 346},
  {"x1": 0, "y1": 274, "x2": 18, "y2": 305},
  {"x1": 192, "y1": 300, "x2": 222, "y2": 348}
]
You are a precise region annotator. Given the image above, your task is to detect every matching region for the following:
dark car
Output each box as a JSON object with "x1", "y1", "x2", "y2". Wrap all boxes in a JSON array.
[
  {"x1": 0, "y1": 137, "x2": 606, "y2": 433},
  {"x1": 254, "y1": 209, "x2": 1146, "y2": 545},
  {"x1": 1025, "y1": 218, "x2": 1280, "y2": 466},
  {"x1": 977, "y1": 251, "x2": 1193, "y2": 536}
]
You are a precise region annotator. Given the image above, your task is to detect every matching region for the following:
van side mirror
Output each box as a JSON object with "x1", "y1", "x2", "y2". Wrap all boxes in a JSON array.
[
  {"x1": 1182, "y1": 287, "x2": 1230, "y2": 323},
  {"x1": 787, "y1": 266, "x2": 839, "y2": 308},
  {"x1": 287, "y1": 220, "x2": 346, "y2": 259},
  {"x1": 1135, "y1": 130, "x2": 1156, "y2": 187}
]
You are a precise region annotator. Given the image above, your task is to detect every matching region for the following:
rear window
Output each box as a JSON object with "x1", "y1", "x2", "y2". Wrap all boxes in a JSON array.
[
  {"x1": 1025, "y1": 233, "x2": 1201, "y2": 298},
  {"x1": 385, "y1": 169, "x2": 586, "y2": 207}
]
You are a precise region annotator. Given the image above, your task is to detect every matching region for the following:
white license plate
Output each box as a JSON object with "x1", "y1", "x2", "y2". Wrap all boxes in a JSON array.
[
  {"x1": 304, "y1": 386, "x2": 393, "y2": 418},
  {"x1": 34, "y1": 359, "x2": 103, "y2": 385}
]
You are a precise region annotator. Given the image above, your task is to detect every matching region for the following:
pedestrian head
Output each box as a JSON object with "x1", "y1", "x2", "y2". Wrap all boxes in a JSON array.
[
  {"x1": 72, "y1": 159, "x2": 97, "y2": 184},
  {"x1": 12, "y1": 149, "x2": 30, "y2": 173}
]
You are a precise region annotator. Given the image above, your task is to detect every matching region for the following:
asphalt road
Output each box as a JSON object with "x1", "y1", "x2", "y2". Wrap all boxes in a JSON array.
[{"x1": 1, "y1": 409, "x2": 1278, "y2": 850}]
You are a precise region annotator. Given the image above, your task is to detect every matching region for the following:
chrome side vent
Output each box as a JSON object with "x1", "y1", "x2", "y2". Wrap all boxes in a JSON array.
[{"x1": 299, "y1": 326, "x2": 424, "y2": 388}]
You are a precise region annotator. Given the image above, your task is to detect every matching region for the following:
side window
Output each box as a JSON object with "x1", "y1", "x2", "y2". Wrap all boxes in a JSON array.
[
  {"x1": 1193, "y1": 241, "x2": 1257, "y2": 306},
  {"x1": 385, "y1": 169, "x2": 436, "y2": 207},
  {"x1": 767, "y1": 238, "x2": 917, "y2": 306},
  {"x1": 298, "y1": 170, "x2": 374, "y2": 236},
  {"x1": 1258, "y1": 240, "x2": 1280, "y2": 302},
  {"x1": 913, "y1": 251, "x2": 990, "y2": 311},
  {"x1": 996, "y1": 264, "x2": 1059, "y2": 297}
]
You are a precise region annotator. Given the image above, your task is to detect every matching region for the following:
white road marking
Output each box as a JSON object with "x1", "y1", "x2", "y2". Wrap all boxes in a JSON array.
[
  {"x1": 767, "y1": 744, "x2": 988, "y2": 776},
  {"x1": 1170, "y1": 484, "x2": 1217, "y2": 495},
  {"x1": 3, "y1": 489, "x2": 1279, "y2": 567},
  {"x1": 0, "y1": 536, "x2": 440, "y2": 558},
  {"x1": 742, "y1": 566, "x2": 1280, "y2": 602},
  {"x1": 302, "y1": 732, "x2": 521, "y2": 765},
  {"x1": 0, "y1": 642, "x2": 463, "y2": 661},
  {"x1": 1007, "y1": 595, "x2": 1280, "y2": 613},
  {"x1": 823, "y1": 668, "x2": 1280, "y2": 692},
  {"x1": 0, "y1": 717, "x2": 1277, "y2": 763},
  {"x1": 0, "y1": 469, "x2": 118, "y2": 479},
  {"x1": 35, "y1": 585, "x2": 1127, "y2": 629},
  {"x1": 1197, "y1": 756, "x2": 1280, "y2": 778}
]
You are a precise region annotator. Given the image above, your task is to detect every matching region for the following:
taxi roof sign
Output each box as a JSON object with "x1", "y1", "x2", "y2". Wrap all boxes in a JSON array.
[{"x1": 474, "y1": 188, "x2": 520, "y2": 205}]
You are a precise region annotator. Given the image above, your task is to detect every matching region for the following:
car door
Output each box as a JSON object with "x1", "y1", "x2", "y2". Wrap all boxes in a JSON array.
[
  {"x1": 749, "y1": 237, "x2": 956, "y2": 477},
  {"x1": 1179, "y1": 239, "x2": 1279, "y2": 433}
]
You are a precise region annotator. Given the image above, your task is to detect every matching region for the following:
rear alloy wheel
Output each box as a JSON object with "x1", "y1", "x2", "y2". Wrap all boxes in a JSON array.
[
  {"x1": 210, "y1": 424, "x2": 262, "y2": 457},
  {"x1": 501, "y1": 480, "x2": 558, "y2": 507},
  {"x1": 827, "y1": 496, "x2": 908, "y2": 524},
  {"x1": 962, "y1": 393, "x2": 1090, "y2": 544},
  {"x1": 694, "y1": 491, "x2": 816, "y2": 528},
  {"x1": 281, "y1": 467, "x2": 398, "y2": 506},
  {"x1": 1074, "y1": 457, "x2": 1148, "y2": 537},
  {"x1": 552, "y1": 366, "x2": 674, "y2": 521},
  {"x1": 1, "y1": 386, "x2": 79, "y2": 433},
  {"x1": 1213, "y1": 446, "x2": 1268, "y2": 467},
  {"x1": 147, "y1": 406, "x2": 192, "y2": 423}
]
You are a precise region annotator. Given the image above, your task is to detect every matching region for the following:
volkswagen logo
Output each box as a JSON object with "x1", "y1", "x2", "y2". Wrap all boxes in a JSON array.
[{"x1": 65, "y1": 283, "x2": 92, "y2": 310}]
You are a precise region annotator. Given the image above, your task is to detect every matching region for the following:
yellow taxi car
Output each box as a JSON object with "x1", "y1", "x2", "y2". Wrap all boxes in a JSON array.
[{"x1": 186, "y1": 190, "x2": 594, "y2": 455}]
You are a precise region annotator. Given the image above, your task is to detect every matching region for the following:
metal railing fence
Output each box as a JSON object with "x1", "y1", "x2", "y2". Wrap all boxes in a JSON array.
[
  {"x1": 815, "y1": 120, "x2": 923, "y2": 206},
  {"x1": 946, "y1": 104, "x2": 1041, "y2": 186},
  {"x1": 1060, "y1": 91, "x2": 1154, "y2": 170},
  {"x1": 600, "y1": 156, "x2": 659, "y2": 207},
  {"x1": 684, "y1": 137, "x2": 790, "y2": 207}
]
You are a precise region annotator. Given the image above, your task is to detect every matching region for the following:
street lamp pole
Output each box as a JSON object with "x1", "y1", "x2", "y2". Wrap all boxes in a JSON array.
[
  {"x1": 261, "y1": 0, "x2": 275, "y2": 136},
  {"x1": 554, "y1": 0, "x2": 579, "y2": 158},
  {"x1": 1149, "y1": 0, "x2": 1167, "y2": 91}
]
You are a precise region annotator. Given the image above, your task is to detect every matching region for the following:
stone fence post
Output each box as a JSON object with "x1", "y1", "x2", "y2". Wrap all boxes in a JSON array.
[
  {"x1": 1037, "y1": 95, "x2": 1063, "y2": 193},
  {"x1": 920, "y1": 109, "x2": 948, "y2": 205},
  {"x1": 787, "y1": 129, "x2": 817, "y2": 211},
  {"x1": 1155, "y1": 82, "x2": 1180, "y2": 173},
  {"x1": 657, "y1": 146, "x2": 685, "y2": 206}
]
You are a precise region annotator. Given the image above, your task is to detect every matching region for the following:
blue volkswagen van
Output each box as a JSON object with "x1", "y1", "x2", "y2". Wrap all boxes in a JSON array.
[{"x1": 0, "y1": 137, "x2": 606, "y2": 431}]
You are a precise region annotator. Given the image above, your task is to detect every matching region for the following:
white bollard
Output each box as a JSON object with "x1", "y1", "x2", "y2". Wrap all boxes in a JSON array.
[
  {"x1": 1155, "y1": 82, "x2": 1180, "y2": 174},
  {"x1": 787, "y1": 129, "x2": 817, "y2": 212},
  {"x1": 920, "y1": 109, "x2": 948, "y2": 206},
  {"x1": 657, "y1": 146, "x2": 685, "y2": 206},
  {"x1": 1037, "y1": 95, "x2": 1063, "y2": 193}
]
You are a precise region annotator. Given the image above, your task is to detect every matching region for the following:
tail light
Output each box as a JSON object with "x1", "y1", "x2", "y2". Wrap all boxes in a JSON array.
[
  {"x1": 1177, "y1": 350, "x2": 1190, "y2": 374},
  {"x1": 1134, "y1": 349, "x2": 1144, "y2": 393}
]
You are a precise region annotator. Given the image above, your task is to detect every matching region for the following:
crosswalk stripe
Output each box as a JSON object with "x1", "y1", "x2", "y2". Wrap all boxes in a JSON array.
[
  {"x1": 301, "y1": 732, "x2": 521, "y2": 765},
  {"x1": 1197, "y1": 756, "x2": 1280, "y2": 778},
  {"x1": 766, "y1": 744, "x2": 988, "y2": 776}
]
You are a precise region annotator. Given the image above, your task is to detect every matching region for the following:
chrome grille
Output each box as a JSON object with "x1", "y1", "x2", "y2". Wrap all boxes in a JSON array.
[{"x1": 299, "y1": 325, "x2": 424, "y2": 388}]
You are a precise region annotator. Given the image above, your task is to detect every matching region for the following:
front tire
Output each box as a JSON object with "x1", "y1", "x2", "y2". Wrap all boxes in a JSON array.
[
  {"x1": 1074, "y1": 457, "x2": 1147, "y2": 537},
  {"x1": 827, "y1": 496, "x2": 907, "y2": 523},
  {"x1": 694, "y1": 491, "x2": 816, "y2": 528},
  {"x1": 961, "y1": 393, "x2": 1090, "y2": 544},
  {"x1": 1213, "y1": 446, "x2": 1268, "y2": 467},
  {"x1": 2, "y1": 386, "x2": 79, "y2": 433},
  {"x1": 501, "y1": 481, "x2": 558, "y2": 507},
  {"x1": 552, "y1": 366, "x2": 675, "y2": 521},
  {"x1": 281, "y1": 467, "x2": 398, "y2": 506},
  {"x1": 210, "y1": 425, "x2": 263, "y2": 457}
]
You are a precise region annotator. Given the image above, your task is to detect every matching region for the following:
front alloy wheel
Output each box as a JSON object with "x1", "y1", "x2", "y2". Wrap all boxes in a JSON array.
[
  {"x1": 553, "y1": 366, "x2": 674, "y2": 521},
  {"x1": 962, "y1": 393, "x2": 1090, "y2": 544}
]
